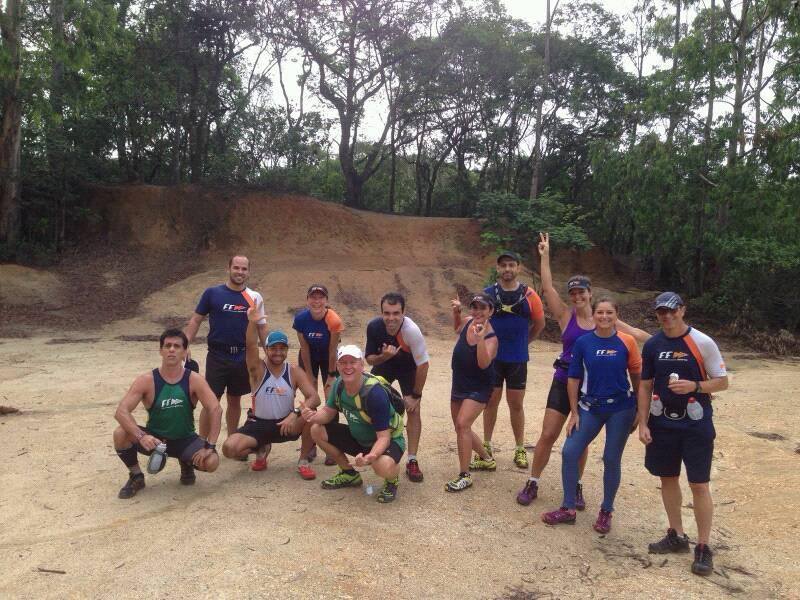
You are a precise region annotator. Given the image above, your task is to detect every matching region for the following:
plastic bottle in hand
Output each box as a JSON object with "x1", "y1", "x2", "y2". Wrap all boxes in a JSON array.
[
  {"x1": 669, "y1": 372, "x2": 680, "y2": 383},
  {"x1": 686, "y1": 397, "x2": 703, "y2": 420},
  {"x1": 147, "y1": 442, "x2": 168, "y2": 474},
  {"x1": 650, "y1": 394, "x2": 664, "y2": 416}
]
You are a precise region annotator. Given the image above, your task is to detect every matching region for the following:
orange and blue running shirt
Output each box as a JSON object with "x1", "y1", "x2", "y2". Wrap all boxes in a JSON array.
[
  {"x1": 292, "y1": 308, "x2": 344, "y2": 361},
  {"x1": 568, "y1": 331, "x2": 642, "y2": 414},
  {"x1": 195, "y1": 285, "x2": 266, "y2": 362},
  {"x1": 484, "y1": 283, "x2": 545, "y2": 362},
  {"x1": 641, "y1": 327, "x2": 727, "y2": 426}
]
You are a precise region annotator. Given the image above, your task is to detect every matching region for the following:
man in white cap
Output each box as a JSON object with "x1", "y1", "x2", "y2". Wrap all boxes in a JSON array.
[{"x1": 303, "y1": 344, "x2": 406, "y2": 503}]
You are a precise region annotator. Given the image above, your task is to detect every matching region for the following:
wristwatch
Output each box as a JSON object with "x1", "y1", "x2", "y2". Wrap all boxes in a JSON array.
[
  {"x1": 205, "y1": 441, "x2": 217, "y2": 451},
  {"x1": 292, "y1": 407, "x2": 302, "y2": 416},
  {"x1": 695, "y1": 381, "x2": 702, "y2": 393}
]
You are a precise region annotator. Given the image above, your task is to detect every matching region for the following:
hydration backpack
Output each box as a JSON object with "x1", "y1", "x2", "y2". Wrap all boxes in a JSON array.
[{"x1": 335, "y1": 374, "x2": 406, "y2": 422}]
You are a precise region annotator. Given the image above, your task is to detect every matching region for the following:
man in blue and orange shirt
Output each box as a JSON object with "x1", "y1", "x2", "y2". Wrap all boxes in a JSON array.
[
  {"x1": 638, "y1": 292, "x2": 728, "y2": 577},
  {"x1": 480, "y1": 251, "x2": 546, "y2": 469}
]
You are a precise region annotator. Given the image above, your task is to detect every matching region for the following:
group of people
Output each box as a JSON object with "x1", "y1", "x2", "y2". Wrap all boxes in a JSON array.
[{"x1": 112, "y1": 240, "x2": 729, "y2": 577}]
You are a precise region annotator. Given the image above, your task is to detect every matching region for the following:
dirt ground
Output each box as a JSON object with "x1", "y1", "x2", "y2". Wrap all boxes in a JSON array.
[{"x1": 1, "y1": 188, "x2": 799, "y2": 598}]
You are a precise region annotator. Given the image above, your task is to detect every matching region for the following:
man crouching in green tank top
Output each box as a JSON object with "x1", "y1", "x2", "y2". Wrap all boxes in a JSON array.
[{"x1": 112, "y1": 329, "x2": 224, "y2": 499}]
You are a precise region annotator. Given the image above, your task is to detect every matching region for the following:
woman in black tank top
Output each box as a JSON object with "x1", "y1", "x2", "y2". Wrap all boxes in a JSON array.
[{"x1": 445, "y1": 293, "x2": 499, "y2": 492}]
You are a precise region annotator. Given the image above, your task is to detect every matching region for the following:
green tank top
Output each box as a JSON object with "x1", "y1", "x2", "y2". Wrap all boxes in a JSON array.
[
  {"x1": 328, "y1": 375, "x2": 405, "y2": 450},
  {"x1": 146, "y1": 368, "x2": 195, "y2": 439}
]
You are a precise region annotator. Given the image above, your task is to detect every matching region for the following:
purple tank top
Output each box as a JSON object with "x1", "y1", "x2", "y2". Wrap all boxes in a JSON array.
[{"x1": 553, "y1": 310, "x2": 594, "y2": 383}]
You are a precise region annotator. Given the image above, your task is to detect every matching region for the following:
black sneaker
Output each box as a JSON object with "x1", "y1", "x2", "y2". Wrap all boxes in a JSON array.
[
  {"x1": 180, "y1": 461, "x2": 196, "y2": 485},
  {"x1": 118, "y1": 473, "x2": 145, "y2": 499},
  {"x1": 691, "y1": 543, "x2": 714, "y2": 576},
  {"x1": 648, "y1": 528, "x2": 690, "y2": 554}
]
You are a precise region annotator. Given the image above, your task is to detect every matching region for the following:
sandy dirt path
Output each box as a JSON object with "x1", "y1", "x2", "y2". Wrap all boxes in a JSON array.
[{"x1": 1, "y1": 330, "x2": 798, "y2": 599}]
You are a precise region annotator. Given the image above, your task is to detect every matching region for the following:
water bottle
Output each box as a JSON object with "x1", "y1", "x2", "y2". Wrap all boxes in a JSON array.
[
  {"x1": 147, "y1": 442, "x2": 168, "y2": 474},
  {"x1": 686, "y1": 397, "x2": 703, "y2": 421},
  {"x1": 669, "y1": 372, "x2": 680, "y2": 383},
  {"x1": 364, "y1": 484, "x2": 374, "y2": 496},
  {"x1": 650, "y1": 394, "x2": 664, "y2": 417}
]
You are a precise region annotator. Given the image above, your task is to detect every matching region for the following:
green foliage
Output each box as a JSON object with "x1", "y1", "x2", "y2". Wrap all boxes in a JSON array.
[{"x1": 476, "y1": 191, "x2": 592, "y2": 260}]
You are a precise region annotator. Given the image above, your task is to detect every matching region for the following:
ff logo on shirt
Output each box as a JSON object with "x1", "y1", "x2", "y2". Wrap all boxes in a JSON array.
[
  {"x1": 658, "y1": 351, "x2": 688, "y2": 360},
  {"x1": 222, "y1": 303, "x2": 248, "y2": 312},
  {"x1": 596, "y1": 349, "x2": 618, "y2": 356}
]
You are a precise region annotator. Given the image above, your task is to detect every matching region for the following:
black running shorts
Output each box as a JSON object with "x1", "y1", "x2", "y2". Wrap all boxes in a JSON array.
[
  {"x1": 545, "y1": 378, "x2": 571, "y2": 416},
  {"x1": 205, "y1": 352, "x2": 251, "y2": 398},
  {"x1": 644, "y1": 419, "x2": 716, "y2": 483},
  {"x1": 493, "y1": 360, "x2": 527, "y2": 390},
  {"x1": 370, "y1": 365, "x2": 415, "y2": 397},
  {"x1": 237, "y1": 415, "x2": 301, "y2": 445},
  {"x1": 299, "y1": 353, "x2": 329, "y2": 381},
  {"x1": 323, "y1": 422, "x2": 404, "y2": 464},
  {"x1": 135, "y1": 429, "x2": 205, "y2": 463}
]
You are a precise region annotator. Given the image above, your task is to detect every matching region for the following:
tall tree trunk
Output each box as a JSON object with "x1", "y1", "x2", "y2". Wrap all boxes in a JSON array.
[
  {"x1": 0, "y1": 0, "x2": 23, "y2": 249},
  {"x1": 388, "y1": 121, "x2": 396, "y2": 213},
  {"x1": 753, "y1": 20, "x2": 766, "y2": 149},
  {"x1": 529, "y1": 0, "x2": 553, "y2": 201},
  {"x1": 666, "y1": 0, "x2": 681, "y2": 146},
  {"x1": 726, "y1": 0, "x2": 749, "y2": 168},
  {"x1": 49, "y1": 0, "x2": 66, "y2": 248}
]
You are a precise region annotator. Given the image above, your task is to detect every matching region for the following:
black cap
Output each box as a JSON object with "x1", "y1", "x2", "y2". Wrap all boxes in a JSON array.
[
  {"x1": 654, "y1": 291, "x2": 684, "y2": 310},
  {"x1": 469, "y1": 292, "x2": 495, "y2": 309},
  {"x1": 497, "y1": 251, "x2": 521, "y2": 264},
  {"x1": 307, "y1": 284, "x2": 329, "y2": 298},
  {"x1": 567, "y1": 276, "x2": 591, "y2": 292}
]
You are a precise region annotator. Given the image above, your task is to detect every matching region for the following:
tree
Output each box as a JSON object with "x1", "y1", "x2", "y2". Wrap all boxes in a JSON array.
[
  {"x1": 262, "y1": 0, "x2": 436, "y2": 208},
  {"x1": 0, "y1": 0, "x2": 23, "y2": 249}
]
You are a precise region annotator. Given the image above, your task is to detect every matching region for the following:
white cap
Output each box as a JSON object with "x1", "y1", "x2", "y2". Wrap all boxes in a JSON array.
[{"x1": 337, "y1": 344, "x2": 364, "y2": 360}]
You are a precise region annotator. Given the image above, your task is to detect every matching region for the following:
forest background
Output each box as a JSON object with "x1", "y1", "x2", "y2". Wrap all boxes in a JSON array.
[{"x1": 1, "y1": 0, "x2": 798, "y2": 337}]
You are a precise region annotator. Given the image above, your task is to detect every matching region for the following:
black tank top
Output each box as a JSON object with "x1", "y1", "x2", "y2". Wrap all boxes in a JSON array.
[{"x1": 451, "y1": 319, "x2": 496, "y2": 393}]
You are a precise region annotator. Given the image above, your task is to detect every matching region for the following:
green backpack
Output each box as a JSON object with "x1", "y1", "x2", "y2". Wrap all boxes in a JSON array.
[{"x1": 334, "y1": 373, "x2": 406, "y2": 422}]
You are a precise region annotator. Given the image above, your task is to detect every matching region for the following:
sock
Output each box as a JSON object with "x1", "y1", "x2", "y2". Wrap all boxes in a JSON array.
[
  {"x1": 460, "y1": 472, "x2": 470, "y2": 478},
  {"x1": 343, "y1": 468, "x2": 357, "y2": 475},
  {"x1": 407, "y1": 454, "x2": 417, "y2": 462},
  {"x1": 116, "y1": 445, "x2": 139, "y2": 469},
  {"x1": 528, "y1": 477, "x2": 539, "y2": 483},
  {"x1": 298, "y1": 458, "x2": 309, "y2": 466},
  {"x1": 516, "y1": 444, "x2": 525, "y2": 451},
  {"x1": 386, "y1": 476, "x2": 399, "y2": 485},
  {"x1": 577, "y1": 480, "x2": 583, "y2": 486}
]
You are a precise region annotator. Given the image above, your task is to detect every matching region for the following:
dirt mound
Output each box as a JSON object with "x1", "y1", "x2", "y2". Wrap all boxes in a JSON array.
[{"x1": 1, "y1": 184, "x2": 650, "y2": 337}]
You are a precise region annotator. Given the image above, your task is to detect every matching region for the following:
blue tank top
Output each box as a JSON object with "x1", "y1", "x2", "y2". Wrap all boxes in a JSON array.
[
  {"x1": 554, "y1": 310, "x2": 594, "y2": 383},
  {"x1": 451, "y1": 319, "x2": 496, "y2": 395}
]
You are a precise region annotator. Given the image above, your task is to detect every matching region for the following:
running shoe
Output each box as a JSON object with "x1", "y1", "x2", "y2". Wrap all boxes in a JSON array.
[
  {"x1": 593, "y1": 509, "x2": 613, "y2": 534},
  {"x1": 406, "y1": 459, "x2": 424, "y2": 482},
  {"x1": 251, "y1": 456, "x2": 268, "y2": 471},
  {"x1": 321, "y1": 469, "x2": 363, "y2": 489},
  {"x1": 118, "y1": 473, "x2": 145, "y2": 499},
  {"x1": 516, "y1": 479, "x2": 539, "y2": 505},
  {"x1": 513, "y1": 447, "x2": 529, "y2": 469},
  {"x1": 324, "y1": 455, "x2": 337, "y2": 466},
  {"x1": 469, "y1": 454, "x2": 497, "y2": 471},
  {"x1": 648, "y1": 528, "x2": 690, "y2": 554},
  {"x1": 445, "y1": 473, "x2": 473, "y2": 492},
  {"x1": 377, "y1": 478, "x2": 399, "y2": 503},
  {"x1": 691, "y1": 544, "x2": 714, "y2": 576},
  {"x1": 541, "y1": 507, "x2": 577, "y2": 525},
  {"x1": 179, "y1": 461, "x2": 196, "y2": 485},
  {"x1": 297, "y1": 463, "x2": 316, "y2": 480},
  {"x1": 575, "y1": 483, "x2": 586, "y2": 511},
  {"x1": 482, "y1": 440, "x2": 494, "y2": 457}
]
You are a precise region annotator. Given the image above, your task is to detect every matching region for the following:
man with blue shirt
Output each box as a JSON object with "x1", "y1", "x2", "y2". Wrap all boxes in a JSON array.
[
  {"x1": 638, "y1": 292, "x2": 728, "y2": 577},
  {"x1": 184, "y1": 255, "x2": 268, "y2": 436},
  {"x1": 481, "y1": 251, "x2": 545, "y2": 469}
]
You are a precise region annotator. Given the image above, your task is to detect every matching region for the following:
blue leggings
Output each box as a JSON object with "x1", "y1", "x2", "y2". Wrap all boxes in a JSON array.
[{"x1": 561, "y1": 406, "x2": 636, "y2": 512}]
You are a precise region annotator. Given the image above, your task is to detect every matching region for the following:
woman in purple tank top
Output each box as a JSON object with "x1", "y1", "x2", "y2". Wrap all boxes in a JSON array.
[{"x1": 516, "y1": 233, "x2": 650, "y2": 508}]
